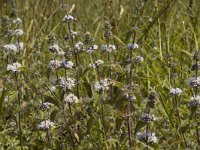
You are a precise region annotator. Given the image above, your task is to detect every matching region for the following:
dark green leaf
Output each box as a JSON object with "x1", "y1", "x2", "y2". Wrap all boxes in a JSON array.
[{"x1": 134, "y1": 121, "x2": 147, "y2": 135}]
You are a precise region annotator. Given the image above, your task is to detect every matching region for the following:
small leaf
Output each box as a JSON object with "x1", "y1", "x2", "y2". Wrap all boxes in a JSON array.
[
  {"x1": 102, "y1": 63, "x2": 123, "y2": 73},
  {"x1": 113, "y1": 35, "x2": 125, "y2": 45},
  {"x1": 44, "y1": 94, "x2": 60, "y2": 107},
  {"x1": 115, "y1": 117, "x2": 123, "y2": 131},
  {"x1": 19, "y1": 66, "x2": 28, "y2": 72},
  {"x1": 179, "y1": 123, "x2": 191, "y2": 134},
  {"x1": 50, "y1": 109, "x2": 60, "y2": 121},
  {"x1": 87, "y1": 117, "x2": 95, "y2": 133},
  {"x1": 112, "y1": 81, "x2": 124, "y2": 88},
  {"x1": 81, "y1": 67, "x2": 90, "y2": 77},
  {"x1": 134, "y1": 121, "x2": 147, "y2": 135},
  {"x1": 9, "y1": 91, "x2": 17, "y2": 101},
  {"x1": 104, "y1": 138, "x2": 119, "y2": 144},
  {"x1": 83, "y1": 81, "x2": 92, "y2": 98},
  {"x1": 74, "y1": 132, "x2": 79, "y2": 143},
  {"x1": 189, "y1": 106, "x2": 197, "y2": 120},
  {"x1": 69, "y1": 4, "x2": 75, "y2": 13},
  {"x1": 94, "y1": 22, "x2": 101, "y2": 39},
  {"x1": 46, "y1": 68, "x2": 51, "y2": 79},
  {"x1": 112, "y1": 64, "x2": 123, "y2": 73},
  {"x1": 0, "y1": 88, "x2": 6, "y2": 115},
  {"x1": 119, "y1": 5, "x2": 124, "y2": 19}
]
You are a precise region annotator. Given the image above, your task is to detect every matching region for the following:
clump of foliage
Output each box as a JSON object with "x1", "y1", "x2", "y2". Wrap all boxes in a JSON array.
[{"x1": 0, "y1": 0, "x2": 200, "y2": 149}]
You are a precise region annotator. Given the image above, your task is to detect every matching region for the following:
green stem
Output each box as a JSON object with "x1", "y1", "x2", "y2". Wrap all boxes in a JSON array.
[
  {"x1": 67, "y1": 20, "x2": 80, "y2": 98},
  {"x1": 15, "y1": 72, "x2": 23, "y2": 150},
  {"x1": 46, "y1": 129, "x2": 51, "y2": 146},
  {"x1": 195, "y1": 59, "x2": 200, "y2": 145},
  {"x1": 146, "y1": 110, "x2": 150, "y2": 150}
]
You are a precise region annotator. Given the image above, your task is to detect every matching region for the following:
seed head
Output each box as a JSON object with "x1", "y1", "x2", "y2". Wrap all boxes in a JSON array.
[
  {"x1": 101, "y1": 44, "x2": 116, "y2": 53},
  {"x1": 7, "y1": 62, "x2": 22, "y2": 72},
  {"x1": 15, "y1": 42, "x2": 24, "y2": 50},
  {"x1": 140, "y1": 114, "x2": 155, "y2": 122},
  {"x1": 191, "y1": 63, "x2": 200, "y2": 71},
  {"x1": 3, "y1": 44, "x2": 18, "y2": 53},
  {"x1": 188, "y1": 77, "x2": 200, "y2": 87},
  {"x1": 38, "y1": 120, "x2": 54, "y2": 130},
  {"x1": 95, "y1": 59, "x2": 104, "y2": 66},
  {"x1": 149, "y1": 18, "x2": 153, "y2": 22},
  {"x1": 86, "y1": 45, "x2": 98, "y2": 53},
  {"x1": 64, "y1": 93, "x2": 78, "y2": 103},
  {"x1": 104, "y1": 31, "x2": 112, "y2": 39},
  {"x1": 94, "y1": 78, "x2": 111, "y2": 92},
  {"x1": 40, "y1": 102, "x2": 52, "y2": 110},
  {"x1": 12, "y1": 18, "x2": 22, "y2": 25},
  {"x1": 88, "y1": 63, "x2": 95, "y2": 68},
  {"x1": 137, "y1": 132, "x2": 158, "y2": 144},
  {"x1": 63, "y1": 14, "x2": 75, "y2": 22},
  {"x1": 60, "y1": 77, "x2": 75, "y2": 90},
  {"x1": 49, "y1": 60, "x2": 61, "y2": 70},
  {"x1": 169, "y1": 88, "x2": 182, "y2": 96},
  {"x1": 188, "y1": 96, "x2": 200, "y2": 107},
  {"x1": 61, "y1": 60, "x2": 74, "y2": 69},
  {"x1": 13, "y1": 29, "x2": 24, "y2": 36},
  {"x1": 193, "y1": 50, "x2": 200, "y2": 61},
  {"x1": 127, "y1": 43, "x2": 139, "y2": 50},
  {"x1": 125, "y1": 93, "x2": 136, "y2": 101},
  {"x1": 49, "y1": 44, "x2": 60, "y2": 53},
  {"x1": 134, "y1": 56, "x2": 144, "y2": 63},
  {"x1": 50, "y1": 86, "x2": 56, "y2": 92},
  {"x1": 75, "y1": 42, "x2": 84, "y2": 51}
]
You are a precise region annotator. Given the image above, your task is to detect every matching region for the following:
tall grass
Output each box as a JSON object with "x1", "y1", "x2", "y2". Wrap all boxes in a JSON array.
[{"x1": 0, "y1": 0, "x2": 200, "y2": 149}]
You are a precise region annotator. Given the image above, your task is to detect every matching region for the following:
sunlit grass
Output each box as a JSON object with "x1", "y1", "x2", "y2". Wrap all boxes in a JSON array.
[{"x1": 0, "y1": 0, "x2": 200, "y2": 149}]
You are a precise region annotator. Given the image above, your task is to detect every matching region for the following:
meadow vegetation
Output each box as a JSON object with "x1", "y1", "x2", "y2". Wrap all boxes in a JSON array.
[{"x1": 0, "y1": 0, "x2": 200, "y2": 149}]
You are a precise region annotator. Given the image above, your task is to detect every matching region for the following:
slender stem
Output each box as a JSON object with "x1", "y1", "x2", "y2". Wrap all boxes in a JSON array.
[
  {"x1": 18, "y1": 37, "x2": 21, "y2": 55},
  {"x1": 68, "y1": 102, "x2": 79, "y2": 145},
  {"x1": 172, "y1": 67, "x2": 187, "y2": 147},
  {"x1": 194, "y1": 59, "x2": 200, "y2": 145},
  {"x1": 108, "y1": 51, "x2": 113, "y2": 102},
  {"x1": 33, "y1": 67, "x2": 74, "y2": 121},
  {"x1": 67, "y1": 21, "x2": 80, "y2": 98},
  {"x1": 195, "y1": 113, "x2": 200, "y2": 145},
  {"x1": 137, "y1": 0, "x2": 176, "y2": 43},
  {"x1": 195, "y1": 59, "x2": 198, "y2": 94},
  {"x1": 175, "y1": 94, "x2": 181, "y2": 124},
  {"x1": 56, "y1": 70, "x2": 59, "y2": 80},
  {"x1": 127, "y1": 100, "x2": 132, "y2": 149},
  {"x1": 74, "y1": 52, "x2": 80, "y2": 98},
  {"x1": 68, "y1": 102, "x2": 73, "y2": 116},
  {"x1": 126, "y1": 17, "x2": 138, "y2": 149},
  {"x1": 127, "y1": 60, "x2": 133, "y2": 148},
  {"x1": 126, "y1": 27, "x2": 137, "y2": 150},
  {"x1": 145, "y1": 109, "x2": 150, "y2": 150},
  {"x1": 101, "y1": 99, "x2": 105, "y2": 136},
  {"x1": 96, "y1": 66, "x2": 100, "y2": 81},
  {"x1": 61, "y1": 96, "x2": 68, "y2": 126},
  {"x1": 46, "y1": 129, "x2": 51, "y2": 146},
  {"x1": 68, "y1": 130, "x2": 75, "y2": 148},
  {"x1": 99, "y1": 89, "x2": 106, "y2": 138},
  {"x1": 65, "y1": 69, "x2": 67, "y2": 79},
  {"x1": 61, "y1": 98, "x2": 76, "y2": 147},
  {"x1": 15, "y1": 72, "x2": 23, "y2": 150}
]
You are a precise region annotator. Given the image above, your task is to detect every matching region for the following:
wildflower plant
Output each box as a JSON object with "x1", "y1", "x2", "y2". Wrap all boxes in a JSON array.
[
  {"x1": 1, "y1": 0, "x2": 200, "y2": 149},
  {"x1": 188, "y1": 50, "x2": 200, "y2": 145}
]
